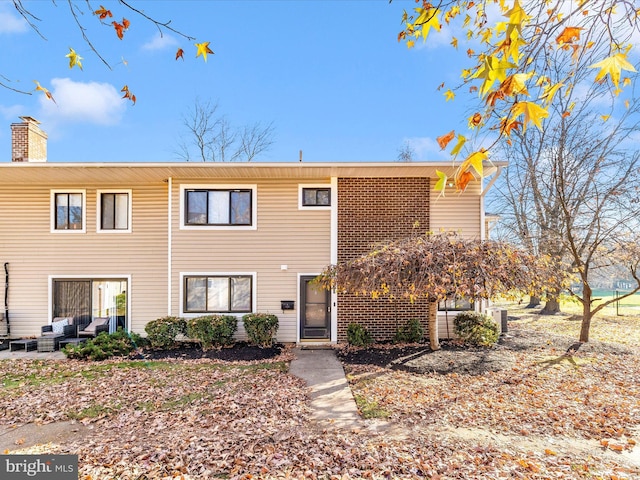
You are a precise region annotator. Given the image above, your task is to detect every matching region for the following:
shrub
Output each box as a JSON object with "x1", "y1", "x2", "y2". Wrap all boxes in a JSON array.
[
  {"x1": 242, "y1": 313, "x2": 279, "y2": 347},
  {"x1": 346, "y1": 323, "x2": 373, "y2": 347},
  {"x1": 394, "y1": 318, "x2": 424, "y2": 343},
  {"x1": 63, "y1": 328, "x2": 142, "y2": 361},
  {"x1": 144, "y1": 316, "x2": 186, "y2": 349},
  {"x1": 186, "y1": 315, "x2": 237, "y2": 350},
  {"x1": 454, "y1": 311, "x2": 499, "y2": 347}
]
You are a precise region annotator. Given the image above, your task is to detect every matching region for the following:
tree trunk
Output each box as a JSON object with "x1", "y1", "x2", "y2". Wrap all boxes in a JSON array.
[
  {"x1": 579, "y1": 287, "x2": 592, "y2": 343},
  {"x1": 525, "y1": 295, "x2": 541, "y2": 308},
  {"x1": 428, "y1": 301, "x2": 440, "y2": 350},
  {"x1": 540, "y1": 296, "x2": 561, "y2": 315}
]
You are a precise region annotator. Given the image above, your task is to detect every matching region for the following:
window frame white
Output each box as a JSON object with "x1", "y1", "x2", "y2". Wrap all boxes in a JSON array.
[
  {"x1": 299, "y1": 184, "x2": 332, "y2": 210},
  {"x1": 179, "y1": 272, "x2": 257, "y2": 316},
  {"x1": 96, "y1": 189, "x2": 132, "y2": 234},
  {"x1": 179, "y1": 184, "x2": 257, "y2": 230},
  {"x1": 50, "y1": 189, "x2": 86, "y2": 233}
]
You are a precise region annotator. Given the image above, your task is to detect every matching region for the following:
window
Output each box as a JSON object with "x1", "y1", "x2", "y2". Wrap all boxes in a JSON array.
[
  {"x1": 299, "y1": 184, "x2": 332, "y2": 210},
  {"x1": 52, "y1": 190, "x2": 85, "y2": 232},
  {"x1": 438, "y1": 296, "x2": 474, "y2": 311},
  {"x1": 185, "y1": 189, "x2": 252, "y2": 226},
  {"x1": 98, "y1": 190, "x2": 131, "y2": 232},
  {"x1": 302, "y1": 188, "x2": 331, "y2": 206},
  {"x1": 184, "y1": 275, "x2": 252, "y2": 313}
]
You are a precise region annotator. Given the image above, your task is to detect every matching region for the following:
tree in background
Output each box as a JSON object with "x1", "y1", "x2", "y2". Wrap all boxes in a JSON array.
[
  {"x1": 398, "y1": 1, "x2": 639, "y2": 192},
  {"x1": 489, "y1": 17, "x2": 640, "y2": 316},
  {"x1": 176, "y1": 99, "x2": 275, "y2": 162},
  {"x1": 317, "y1": 233, "x2": 565, "y2": 350}
]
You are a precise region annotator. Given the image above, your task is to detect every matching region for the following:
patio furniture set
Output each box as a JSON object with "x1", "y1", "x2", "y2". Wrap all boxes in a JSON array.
[{"x1": 9, "y1": 316, "x2": 110, "y2": 353}]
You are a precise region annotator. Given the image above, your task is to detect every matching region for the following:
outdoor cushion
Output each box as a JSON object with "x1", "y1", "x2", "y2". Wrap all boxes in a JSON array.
[
  {"x1": 83, "y1": 317, "x2": 109, "y2": 333},
  {"x1": 51, "y1": 318, "x2": 69, "y2": 334}
]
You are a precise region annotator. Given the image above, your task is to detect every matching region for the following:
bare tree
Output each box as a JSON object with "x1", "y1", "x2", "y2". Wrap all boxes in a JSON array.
[
  {"x1": 396, "y1": 142, "x2": 415, "y2": 162},
  {"x1": 176, "y1": 99, "x2": 275, "y2": 162}
]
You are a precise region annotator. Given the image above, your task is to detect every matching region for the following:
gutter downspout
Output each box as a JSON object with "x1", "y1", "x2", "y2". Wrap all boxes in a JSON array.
[
  {"x1": 4, "y1": 262, "x2": 9, "y2": 336},
  {"x1": 481, "y1": 165, "x2": 503, "y2": 198}
]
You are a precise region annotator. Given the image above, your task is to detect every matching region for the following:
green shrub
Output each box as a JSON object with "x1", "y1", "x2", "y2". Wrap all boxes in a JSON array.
[
  {"x1": 242, "y1": 313, "x2": 279, "y2": 347},
  {"x1": 63, "y1": 328, "x2": 142, "y2": 361},
  {"x1": 454, "y1": 311, "x2": 499, "y2": 347},
  {"x1": 186, "y1": 315, "x2": 237, "y2": 350},
  {"x1": 394, "y1": 318, "x2": 424, "y2": 343},
  {"x1": 346, "y1": 323, "x2": 373, "y2": 347},
  {"x1": 144, "y1": 316, "x2": 186, "y2": 349}
]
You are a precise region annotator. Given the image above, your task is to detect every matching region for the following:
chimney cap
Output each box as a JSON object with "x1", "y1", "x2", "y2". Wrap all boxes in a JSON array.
[{"x1": 18, "y1": 116, "x2": 40, "y2": 124}]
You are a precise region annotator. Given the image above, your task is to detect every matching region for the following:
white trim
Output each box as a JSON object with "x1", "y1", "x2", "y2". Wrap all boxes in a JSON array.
[
  {"x1": 167, "y1": 177, "x2": 173, "y2": 316},
  {"x1": 50, "y1": 189, "x2": 86, "y2": 233},
  {"x1": 47, "y1": 274, "x2": 132, "y2": 332},
  {"x1": 330, "y1": 177, "x2": 338, "y2": 342},
  {"x1": 178, "y1": 271, "x2": 257, "y2": 318},
  {"x1": 179, "y1": 184, "x2": 258, "y2": 231},
  {"x1": 96, "y1": 189, "x2": 132, "y2": 234},
  {"x1": 298, "y1": 183, "x2": 332, "y2": 210}
]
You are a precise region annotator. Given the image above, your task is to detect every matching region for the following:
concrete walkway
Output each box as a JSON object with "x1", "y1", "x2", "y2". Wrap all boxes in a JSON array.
[{"x1": 289, "y1": 347, "x2": 364, "y2": 431}]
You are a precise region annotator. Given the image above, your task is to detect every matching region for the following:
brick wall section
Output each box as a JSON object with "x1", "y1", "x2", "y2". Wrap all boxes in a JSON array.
[{"x1": 337, "y1": 177, "x2": 431, "y2": 341}]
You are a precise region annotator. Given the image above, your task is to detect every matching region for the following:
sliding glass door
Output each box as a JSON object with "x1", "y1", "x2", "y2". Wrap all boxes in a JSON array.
[{"x1": 53, "y1": 279, "x2": 128, "y2": 332}]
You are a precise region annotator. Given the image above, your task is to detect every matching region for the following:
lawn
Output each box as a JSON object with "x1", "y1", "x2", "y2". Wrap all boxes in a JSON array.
[{"x1": 0, "y1": 310, "x2": 639, "y2": 479}]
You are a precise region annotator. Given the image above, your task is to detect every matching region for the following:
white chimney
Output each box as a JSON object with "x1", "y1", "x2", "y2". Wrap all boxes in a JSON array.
[{"x1": 11, "y1": 116, "x2": 47, "y2": 162}]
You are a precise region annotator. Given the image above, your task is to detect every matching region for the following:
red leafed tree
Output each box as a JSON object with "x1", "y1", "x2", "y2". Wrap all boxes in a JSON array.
[{"x1": 317, "y1": 233, "x2": 565, "y2": 350}]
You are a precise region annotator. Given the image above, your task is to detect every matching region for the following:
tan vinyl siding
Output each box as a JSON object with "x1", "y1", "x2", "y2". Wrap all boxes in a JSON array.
[
  {"x1": 0, "y1": 184, "x2": 168, "y2": 337},
  {"x1": 171, "y1": 179, "x2": 331, "y2": 342},
  {"x1": 429, "y1": 180, "x2": 482, "y2": 237}
]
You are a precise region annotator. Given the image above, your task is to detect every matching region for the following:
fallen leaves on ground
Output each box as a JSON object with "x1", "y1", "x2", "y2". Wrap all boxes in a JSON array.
[{"x1": 0, "y1": 323, "x2": 638, "y2": 478}]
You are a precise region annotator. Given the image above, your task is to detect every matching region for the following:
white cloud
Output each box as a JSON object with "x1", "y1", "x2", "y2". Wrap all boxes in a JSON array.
[
  {"x1": 0, "y1": 10, "x2": 28, "y2": 34},
  {"x1": 38, "y1": 78, "x2": 126, "y2": 126},
  {"x1": 402, "y1": 136, "x2": 450, "y2": 161},
  {"x1": 141, "y1": 33, "x2": 179, "y2": 51}
]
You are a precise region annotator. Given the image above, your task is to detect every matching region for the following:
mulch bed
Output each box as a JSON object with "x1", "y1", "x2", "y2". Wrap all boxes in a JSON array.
[{"x1": 136, "y1": 341, "x2": 284, "y2": 361}]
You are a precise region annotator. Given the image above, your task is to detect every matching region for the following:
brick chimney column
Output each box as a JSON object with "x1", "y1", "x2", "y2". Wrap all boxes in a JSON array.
[{"x1": 10, "y1": 116, "x2": 47, "y2": 162}]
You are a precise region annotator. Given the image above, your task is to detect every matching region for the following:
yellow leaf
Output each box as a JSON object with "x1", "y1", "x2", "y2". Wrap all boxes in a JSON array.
[
  {"x1": 451, "y1": 37, "x2": 458, "y2": 49},
  {"x1": 601, "y1": 115, "x2": 610, "y2": 122},
  {"x1": 414, "y1": 7, "x2": 441, "y2": 40},
  {"x1": 444, "y1": 89, "x2": 455, "y2": 101},
  {"x1": 195, "y1": 41, "x2": 214, "y2": 62},
  {"x1": 66, "y1": 47, "x2": 83, "y2": 70},
  {"x1": 407, "y1": 40, "x2": 415, "y2": 49},
  {"x1": 500, "y1": 72, "x2": 532, "y2": 96},
  {"x1": 589, "y1": 51, "x2": 636, "y2": 90},
  {"x1": 434, "y1": 170, "x2": 448, "y2": 193},
  {"x1": 510, "y1": 101, "x2": 549, "y2": 132},
  {"x1": 472, "y1": 55, "x2": 517, "y2": 96},
  {"x1": 460, "y1": 150, "x2": 486, "y2": 178},
  {"x1": 33, "y1": 80, "x2": 56, "y2": 104},
  {"x1": 450, "y1": 134, "x2": 467, "y2": 157},
  {"x1": 540, "y1": 81, "x2": 564, "y2": 106}
]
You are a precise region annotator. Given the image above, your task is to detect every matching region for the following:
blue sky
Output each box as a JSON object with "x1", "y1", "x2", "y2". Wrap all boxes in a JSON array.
[{"x1": 0, "y1": 0, "x2": 480, "y2": 163}]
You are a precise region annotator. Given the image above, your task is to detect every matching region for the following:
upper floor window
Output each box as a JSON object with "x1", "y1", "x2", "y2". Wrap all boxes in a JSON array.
[
  {"x1": 180, "y1": 185, "x2": 256, "y2": 230},
  {"x1": 299, "y1": 185, "x2": 331, "y2": 210},
  {"x1": 98, "y1": 190, "x2": 131, "y2": 233},
  {"x1": 51, "y1": 190, "x2": 85, "y2": 233},
  {"x1": 183, "y1": 275, "x2": 253, "y2": 313}
]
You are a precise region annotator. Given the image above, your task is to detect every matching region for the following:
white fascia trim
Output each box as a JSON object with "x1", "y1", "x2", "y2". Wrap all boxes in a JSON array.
[
  {"x1": 178, "y1": 271, "x2": 257, "y2": 318},
  {"x1": 179, "y1": 183, "x2": 258, "y2": 231},
  {"x1": 96, "y1": 189, "x2": 133, "y2": 234}
]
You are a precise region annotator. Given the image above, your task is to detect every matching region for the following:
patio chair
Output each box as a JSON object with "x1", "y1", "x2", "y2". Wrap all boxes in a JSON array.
[
  {"x1": 77, "y1": 317, "x2": 110, "y2": 338},
  {"x1": 41, "y1": 317, "x2": 75, "y2": 338}
]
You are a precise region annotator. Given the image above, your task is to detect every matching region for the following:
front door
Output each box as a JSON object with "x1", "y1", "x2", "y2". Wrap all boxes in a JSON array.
[{"x1": 300, "y1": 276, "x2": 330, "y2": 340}]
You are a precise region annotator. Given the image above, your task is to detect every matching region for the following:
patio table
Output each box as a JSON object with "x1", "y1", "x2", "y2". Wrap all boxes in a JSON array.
[
  {"x1": 10, "y1": 339, "x2": 38, "y2": 352},
  {"x1": 37, "y1": 334, "x2": 65, "y2": 352}
]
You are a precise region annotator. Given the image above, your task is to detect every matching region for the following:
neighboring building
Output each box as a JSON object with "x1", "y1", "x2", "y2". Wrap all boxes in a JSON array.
[{"x1": 0, "y1": 117, "x2": 504, "y2": 343}]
